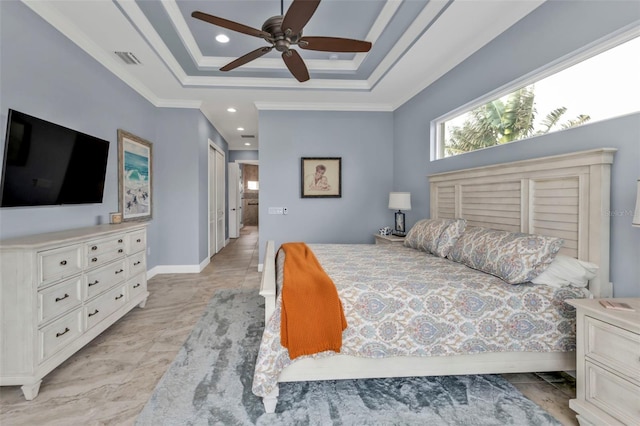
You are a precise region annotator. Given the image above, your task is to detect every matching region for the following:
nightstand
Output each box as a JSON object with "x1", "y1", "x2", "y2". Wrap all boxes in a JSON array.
[
  {"x1": 565, "y1": 298, "x2": 640, "y2": 426},
  {"x1": 374, "y1": 234, "x2": 405, "y2": 245}
]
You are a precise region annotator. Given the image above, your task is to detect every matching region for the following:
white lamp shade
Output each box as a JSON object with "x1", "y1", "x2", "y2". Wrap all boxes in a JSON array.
[
  {"x1": 389, "y1": 192, "x2": 411, "y2": 211},
  {"x1": 633, "y1": 179, "x2": 640, "y2": 227}
]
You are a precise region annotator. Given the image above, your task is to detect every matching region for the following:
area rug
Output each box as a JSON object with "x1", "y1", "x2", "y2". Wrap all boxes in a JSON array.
[{"x1": 136, "y1": 289, "x2": 561, "y2": 426}]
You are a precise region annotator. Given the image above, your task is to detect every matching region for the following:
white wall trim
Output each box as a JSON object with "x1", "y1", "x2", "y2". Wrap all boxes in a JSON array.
[
  {"x1": 147, "y1": 264, "x2": 202, "y2": 277},
  {"x1": 199, "y1": 256, "x2": 210, "y2": 271},
  {"x1": 254, "y1": 102, "x2": 393, "y2": 112}
]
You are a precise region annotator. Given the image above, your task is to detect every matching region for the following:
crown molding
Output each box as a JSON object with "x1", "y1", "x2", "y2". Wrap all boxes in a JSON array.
[
  {"x1": 254, "y1": 102, "x2": 394, "y2": 112},
  {"x1": 182, "y1": 75, "x2": 372, "y2": 90}
]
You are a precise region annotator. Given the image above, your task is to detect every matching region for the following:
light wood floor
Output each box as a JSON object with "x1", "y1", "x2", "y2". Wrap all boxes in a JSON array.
[{"x1": 0, "y1": 226, "x2": 578, "y2": 425}]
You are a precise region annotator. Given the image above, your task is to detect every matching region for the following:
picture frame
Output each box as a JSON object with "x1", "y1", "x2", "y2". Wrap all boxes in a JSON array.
[
  {"x1": 301, "y1": 157, "x2": 341, "y2": 198},
  {"x1": 117, "y1": 129, "x2": 153, "y2": 221},
  {"x1": 109, "y1": 212, "x2": 123, "y2": 224}
]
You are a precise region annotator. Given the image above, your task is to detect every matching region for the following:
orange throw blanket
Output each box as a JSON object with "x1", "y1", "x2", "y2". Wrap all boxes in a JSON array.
[{"x1": 280, "y1": 242, "x2": 347, "y2": 359}]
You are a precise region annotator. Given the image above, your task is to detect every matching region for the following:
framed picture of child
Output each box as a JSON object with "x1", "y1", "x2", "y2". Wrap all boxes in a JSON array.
[{"x1": 301, "y1": 157, "x2": 341, "y2": 198}]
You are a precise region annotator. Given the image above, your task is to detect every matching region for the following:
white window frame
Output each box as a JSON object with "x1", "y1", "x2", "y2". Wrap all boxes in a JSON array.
[{"x1": 430, "y1": 23, "x2": 640, "y2": 161}]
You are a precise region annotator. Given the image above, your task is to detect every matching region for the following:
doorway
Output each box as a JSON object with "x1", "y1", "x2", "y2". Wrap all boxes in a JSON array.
[{"x1": 241, "y1": 163, "x2": 259, "y2": 226}]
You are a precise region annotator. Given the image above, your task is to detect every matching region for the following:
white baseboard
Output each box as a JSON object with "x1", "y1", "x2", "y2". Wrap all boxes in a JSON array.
[
  {"x1": 147, "y1": 264, "x2": 201, "y2": 278},
  {"x1": 199, "y1": 256, "x2": 210, "y2": 271}
]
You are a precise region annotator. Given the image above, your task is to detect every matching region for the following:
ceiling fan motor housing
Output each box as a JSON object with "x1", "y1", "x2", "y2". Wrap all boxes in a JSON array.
[{"x1": 263, "y1": 15, "x2": 302, "y2": 51}]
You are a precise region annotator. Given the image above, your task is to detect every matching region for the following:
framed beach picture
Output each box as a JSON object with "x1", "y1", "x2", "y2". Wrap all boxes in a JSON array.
[
  {"x1": 117, "y1": 129, "x2": 153, "y2": 221},
  {"x1": 301, "y1": 157, "x2": 341, "y2": 198}
]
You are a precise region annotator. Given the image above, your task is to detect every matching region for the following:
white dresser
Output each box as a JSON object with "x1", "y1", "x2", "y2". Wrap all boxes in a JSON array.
[
  {"x1": 566, "y1": 298, "x2": 640, "y2": 425},
  {"x1": 0, "y1": 223, "x2": 149, "y2": 400}
]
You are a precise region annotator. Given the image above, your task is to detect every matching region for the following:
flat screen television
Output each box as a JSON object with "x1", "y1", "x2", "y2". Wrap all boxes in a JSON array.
[{"x1": 0, "y1": 109, "x2": 110, "y2": 207}]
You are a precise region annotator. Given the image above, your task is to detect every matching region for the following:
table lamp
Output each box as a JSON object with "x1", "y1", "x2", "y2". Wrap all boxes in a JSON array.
[{"x1": 389, "y1": 192, "x2": 411, "y2": 236}]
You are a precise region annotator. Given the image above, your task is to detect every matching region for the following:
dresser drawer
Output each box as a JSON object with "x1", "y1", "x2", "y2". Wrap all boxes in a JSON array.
[
  {"x1": 86, "y1": 234, "x2": 126, "y2": 257},
  {"x1": 127, "y1": 252, "x2": 146, "y2": 277},
  {"x1": 585, "y1": 361, "x2": 640, "y2": 424},
  {"x1": 85, "y1": 259, "x2": 127, "y2": 300},
  {"x1": 38, "y1": 245, "x2": 83, "y2": 286},
  {"x1": 84, "y1": 285, "x2": 128, "y2": 330},
  {"x1": 86, "y1": 246, "x2": 125, "y2": 270},
  {"x1": 126, "y1": 230, "x2": 146, "y2": 255},
  {"x1": 586, "y1": 316, "x2": 640, "y2": 380},
  {"x1": 127, "y1": 272, "x2": 147, "y2": 300},
  {"x1": 38, "y1": 277, "x2": 82, "y2": 325},
  {"x1": 39, "y1": 308, "x2": 83, "y2": 362}
]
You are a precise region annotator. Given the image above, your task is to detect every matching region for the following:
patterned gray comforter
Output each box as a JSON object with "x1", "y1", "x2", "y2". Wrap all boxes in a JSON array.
[{"x1": 252, "y1": 243, "x2": 586, "y2": 398}]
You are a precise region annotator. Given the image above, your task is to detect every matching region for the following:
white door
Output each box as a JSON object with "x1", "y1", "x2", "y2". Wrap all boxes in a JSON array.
[
  {"x1": 238, "y1": 164, "x2": 244, "y2": 229},
  {"x1": 215, "y1": 149, "x2": 225, "y2": 252},
  {"x1": 228, "y1": 163, "x2": 240, "y2": 238},
  {"x1": 208, "y1": 146, "x2": 216, "y2": 257}
]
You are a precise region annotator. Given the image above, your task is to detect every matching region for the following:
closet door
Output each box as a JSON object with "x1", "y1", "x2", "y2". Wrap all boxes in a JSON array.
[{"x1": 215, "y1": 149, "x2": 225, "y2": 252}]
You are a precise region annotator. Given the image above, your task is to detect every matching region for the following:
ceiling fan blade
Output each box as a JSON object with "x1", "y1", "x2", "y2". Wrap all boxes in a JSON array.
[
  {"x1": 281, "y1": 0, "x2": 321, "y2": 36},
  {"x1": 221, "y1": 47, "x2": 273, "y2": 72},
  {"x1": 192, "y1": 11, "x2": 271, "y2": 39},
  {"x1": 282, "y1": 49, "x2": 310, "y2": 82},
  {"x1": 299, "y1": 36, "x2": 372, "y2": 53}
]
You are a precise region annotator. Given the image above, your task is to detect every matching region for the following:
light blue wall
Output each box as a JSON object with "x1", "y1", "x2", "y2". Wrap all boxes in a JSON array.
[
  {"x1": 0, "y1": 1, "x2": 155, "y2": 239},
  {"x1": 229, "y1": 150, "x2": 258, "y2": 162},
  {"x1": 0, "y1": 1, "x2": 229, "y2": 269},
  {"x1": 393, "y1": 0, "x2": 640, "y2": 297},
  {"x1": 258, "y1": 110, "x2": 394, "y2": 261},
  {"x1": 153, "y1": 109, "x2": 228, "y2": 266}
]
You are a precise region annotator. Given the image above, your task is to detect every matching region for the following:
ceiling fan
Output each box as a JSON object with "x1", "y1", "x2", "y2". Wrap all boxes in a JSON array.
[{"x1": 192, "y1": 0, "x2": 372, "y2": 82}]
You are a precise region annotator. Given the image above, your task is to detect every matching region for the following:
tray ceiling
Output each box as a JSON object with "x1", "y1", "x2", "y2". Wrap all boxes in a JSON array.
[{"x1": 22, "y1": 0, "x2": 545, "y2": 150}]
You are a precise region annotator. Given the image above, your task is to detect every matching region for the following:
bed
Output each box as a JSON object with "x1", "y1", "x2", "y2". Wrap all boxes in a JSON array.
[{"x1": 254, "y1": 148, "x2": 616, "y2": 413}]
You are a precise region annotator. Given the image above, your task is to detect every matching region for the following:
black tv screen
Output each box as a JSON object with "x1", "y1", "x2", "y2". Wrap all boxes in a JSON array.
[{"x1": 0, "y1": 109, "x2": 110, "y2": 207}]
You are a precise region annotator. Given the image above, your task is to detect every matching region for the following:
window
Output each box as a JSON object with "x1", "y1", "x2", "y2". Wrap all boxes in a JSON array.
[
  {"x1": 247, "y1": 181, "x2": 259, "y2": 190},
  {"x1": 433, "y1": 33, "x2": 639, "y2": 160}
]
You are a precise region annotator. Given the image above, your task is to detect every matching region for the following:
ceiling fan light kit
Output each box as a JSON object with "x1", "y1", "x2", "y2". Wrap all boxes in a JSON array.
[{"x1": 192, "y1": 0, "x2": 372, "y2": 82}]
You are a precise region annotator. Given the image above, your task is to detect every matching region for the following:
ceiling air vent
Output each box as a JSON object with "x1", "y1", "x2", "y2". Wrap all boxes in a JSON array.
[
  {"x1": 114, "y1": 51, "x2": 142, "y2": 65},
  {"x1": 241, "y1": 135, "x2": 256, "y2": 139}
]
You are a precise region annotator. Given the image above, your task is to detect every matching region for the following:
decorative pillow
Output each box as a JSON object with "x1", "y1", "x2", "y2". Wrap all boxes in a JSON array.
[
  {"x1": 434, "y1": 219, "x2": 466, "y2": 258},
  {"x1": 447, "y1": 227, "x2": 563, "y2": 284},
  {"x1": 404, "y1": 218, "x2": 454, "y2": 254},
  {"x1": 531, "y1": 255, "x2": 598, "y2": 288}
]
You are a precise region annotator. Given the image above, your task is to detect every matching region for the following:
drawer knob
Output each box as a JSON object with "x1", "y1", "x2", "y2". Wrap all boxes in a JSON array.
[
  {"x1": 118, "y1": 249, "x2": 124, "y2": 253},
  {"x1": 134, "y1": 261, "x2": 141, "y2": 266},
  {"x1": 115, "y1": 294, "x2": 124, "y2": 300},
  {"x1": 88, "y1": 309, "x2": 99, "y2": 317},
  {"x1": 136, "y1": 239, "x2": 141, "y2": 243},
  {"x1": 133, "y1": 283, "x2": 141, "y2": 289},
  {"x1": 56, "y1": 327, "x2": 70, "y2": 338},
  {"x1": 118, "y1": 239, "x2": 123, "y2": 243},
  {"x1": 88, "y1": 280, "x2": 99, "y2": 287},
  {"x1": 60, "y1": 260, "x2": 67, "y2": 266},
  {"x1": 115, "y1": 269, "x2": 124, "y2": 274},
  {"x1": 55, "y1": 293, "x2": 69, "y2": 302},
  {"x1": 91, "y1": 257, "x2": 98, "y2": 262},
  {"x1": 91, "y1": 245, "x2": 98, "y2": 251}
]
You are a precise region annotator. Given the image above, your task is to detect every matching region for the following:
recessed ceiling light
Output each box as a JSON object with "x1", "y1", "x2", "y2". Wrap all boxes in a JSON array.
[
  {"x1": 216, "y1": 34, "x2": 230, "y2": 43},
  {"x1": 226, "y1": 107, "x2": 236, "y2": 113},
  {"x1": 237, "y1": 127, "x2": 244, "y2": 131},
  {"x1": 244, "y1": 142, "x2": 251, "y2": 146}
]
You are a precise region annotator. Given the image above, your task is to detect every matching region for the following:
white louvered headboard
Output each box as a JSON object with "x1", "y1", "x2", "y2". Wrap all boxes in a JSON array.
[{"x1": 429, "y1": 148, "x2": 616, "y2": 298}]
